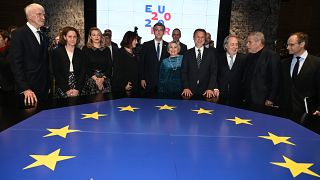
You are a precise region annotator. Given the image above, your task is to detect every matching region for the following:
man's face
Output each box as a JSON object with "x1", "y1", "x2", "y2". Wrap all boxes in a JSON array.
[
  {"x1": 154, "y1": 25, "x2": 164, "y2": 40},
  {"x1": 172, "y1": 30, "x2": 181, "y2": 42},
  {"x1": 246, "y1": 36, "x2": 260, "y2": 53},
  {"x1": 194, "y1": 31, "x2": 206, "y2": 48},
  {"x1": 225, "y1": 37, "x2": 238, "y2": 56},
  {"x1": 29, "y1": 7, "x2": 45, "y2": 29},
  {"x1": 205, "y1": 33, "x2": 211, "y2": 45},
  {"x1": 287, "y1": 35, "x2": 305, "y2": 55}
]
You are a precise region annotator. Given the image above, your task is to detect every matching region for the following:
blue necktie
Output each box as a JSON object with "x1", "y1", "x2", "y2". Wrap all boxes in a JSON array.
[
  {"x1": 292, "y1": 56, "x2": 301, "y2": 80},
  {"x1": 156, "y1": 43, "x2": 160, "y2": 60}
]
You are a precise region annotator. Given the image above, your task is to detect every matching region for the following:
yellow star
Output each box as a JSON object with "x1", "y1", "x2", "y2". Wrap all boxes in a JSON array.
[
  {"x1": 258, "y1": 132, "x2": 295, "y2": 146},
  {"x1": 118, "y1": 105, "x2": 140, "y2": 112},
  {"x1": 226, "y1": 116, "x2": 253, "y2": 125},
  {"x1": 155, "y1": 104, "x2": 176, "y2": 110},
  {"x1": 43, "y1": 125, "x2": 80, "y2": 138},
  {"x1": 271, "y1": 156, "x2": 320, "y2": 178},
  {"x1": 23, "y1": 149, "x2": 75, "y2": 171},
  {"x1": 192, "y1": 108, "x2": 213, "y2": 115},
  {"x1": 81, "y1": 112, "x2": 106, "y2": 120}
]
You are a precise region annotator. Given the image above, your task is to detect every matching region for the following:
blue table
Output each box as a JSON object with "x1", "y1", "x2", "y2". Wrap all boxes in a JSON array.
[{"x1": 1, "y1": 98, "x2": 320, "y2": 179}]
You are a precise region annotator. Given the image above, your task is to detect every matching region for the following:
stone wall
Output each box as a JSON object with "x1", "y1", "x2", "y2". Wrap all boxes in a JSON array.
[
  {"x1": 34, "y1": 0, "x2": 85, "y2": 44},
  {"x1": 229, "y1": 0, "x2": 281, "y2": 53}
]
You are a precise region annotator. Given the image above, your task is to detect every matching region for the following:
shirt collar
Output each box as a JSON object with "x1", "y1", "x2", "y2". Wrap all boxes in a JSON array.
[
  {"x1": 27, "y1": 22, "x2": 40, "y2": 33},
  {"x1": 294, "y1": 50, "x2": 308, "y2": 60}
]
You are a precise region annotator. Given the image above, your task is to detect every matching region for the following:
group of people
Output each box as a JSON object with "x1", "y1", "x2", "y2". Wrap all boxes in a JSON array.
[{"x1": 1, "y1": 3, "x2": 320, "y2": 122}]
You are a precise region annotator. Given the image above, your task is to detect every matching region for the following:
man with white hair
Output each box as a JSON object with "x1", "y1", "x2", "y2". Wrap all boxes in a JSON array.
[
  {"x1": 243, "y1": 32, "x2": 280, "y2": 108},
  {"x1": 9, "y1": 3, "x2": 50, "y2": 106}
]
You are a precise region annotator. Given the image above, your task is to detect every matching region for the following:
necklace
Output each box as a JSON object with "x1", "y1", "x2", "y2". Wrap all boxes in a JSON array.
[{"x1": 168, "y1": 56, "x2": 180, "y2": 71}]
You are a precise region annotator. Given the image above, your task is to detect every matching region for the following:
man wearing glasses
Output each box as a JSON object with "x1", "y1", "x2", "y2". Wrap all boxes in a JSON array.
[
  {"x1": 9, "y1": 3, "x2": 50, "y2": 106},
  {"x1": 280, "y1": 32, "x2": 320, "y2": 120}
]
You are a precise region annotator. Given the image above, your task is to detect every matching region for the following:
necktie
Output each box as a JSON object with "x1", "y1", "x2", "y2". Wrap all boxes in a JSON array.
[
  {"x1": 37, "y1": 31, "x2": 43, "y2": 45},
  {"x1": 229, "y1": 55, "x2": 234, "y2": 69},
  {"x1": 292, "y1": 56, "x2": 301, "y2": 80},
  {"x1": 156, "y1": 43, "x2": 160, "y2": 60},
  {"x1": 197, "y1": 49, "x2": 202, "y2": 68}
]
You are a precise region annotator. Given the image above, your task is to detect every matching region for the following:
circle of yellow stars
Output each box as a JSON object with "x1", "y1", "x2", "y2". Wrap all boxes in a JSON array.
[{"x1": 21, "y1": 103, "x2": 320, "y2": 178}]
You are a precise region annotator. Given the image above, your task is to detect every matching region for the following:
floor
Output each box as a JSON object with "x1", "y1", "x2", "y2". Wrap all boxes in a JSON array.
[{"x1": 1, "y1": 98, "x2": 319, "y2": 179}]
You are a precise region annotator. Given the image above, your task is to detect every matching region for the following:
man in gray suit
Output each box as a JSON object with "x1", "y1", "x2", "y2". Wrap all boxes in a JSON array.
[{"x1": 10, "y1": 3, "x2": 50, "y2": 106}]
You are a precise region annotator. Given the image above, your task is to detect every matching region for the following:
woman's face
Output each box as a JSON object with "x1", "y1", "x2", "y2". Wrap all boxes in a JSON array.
[
  {"x1": 168, "y1": 42, "x2": 179, "y2": 56},
  {"x1": 90, "y1": 30, "x2": 101, "y2": 44},
  {"x1": 0, "y1": 35, "x2": 8, "y2": 48},
  {"x1": 131, "y1": 38, "x2": 138, "y2": 49},
  {"x1": 64, "y1": 30, "x2": 77, "y2": 47}
]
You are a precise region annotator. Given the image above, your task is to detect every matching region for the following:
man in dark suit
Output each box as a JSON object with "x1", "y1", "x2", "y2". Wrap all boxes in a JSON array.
[
  {"x1": 217, "y1": 35, "x2": 247, "y2": 107},
  {"x1": 172, "y1": 28, "x2": 187, "y2": 55},
  {"x1": 9, "y1": 3, "x2": 50, "y2": 106},
  {"x1": 140, "y1": 22, "x2": 169, "y2": 93},
  {"x1": 280, "y1": 32, "x2": 320, "y2": 121},
  {"x1": 181, "y1": 29, "x2": 219, "y2": 99},
  {"x1": 243, "y1": 32, "x2": 280, "y2": 108},
  {"x1": 103, "y1": 31, "x2": 119, "y2": 61}
]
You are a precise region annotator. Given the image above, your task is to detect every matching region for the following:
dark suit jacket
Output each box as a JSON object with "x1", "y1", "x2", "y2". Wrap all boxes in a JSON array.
[
  {"x1": 179, "y1": 42, "x2": 187, "y2": 55},
  {"x1": 9, "y1": 25, "x2": 50, "y2": 100},
  {"x1": 280, "y1": 54, "x2": 320, "y2": 116},
  {"x1": 51, "y1": 46, "x2": 86, "y2": 93},
  {"x1": 181, "y1": 47, "x2": 218, "y2": 95},
  {"x1": 139, "y1": 40, "x2": 169, "y2": 91},
  {"x1": 0, "y1": 46, "x2": 14, "y2": 91},
  {"x1": 244, "y1": 48, "x2": 280, "y2": 105},
  {"x1": 217, "y1": 53, "x2": 247, "y2": 106}
]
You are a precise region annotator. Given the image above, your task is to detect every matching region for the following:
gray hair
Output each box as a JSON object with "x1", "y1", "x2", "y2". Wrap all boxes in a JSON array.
[
  {"x1": 248, "y1": 32, "x2": 265, "y2": 45},
  {"x1": 223, "y1": 34, "x2": 238, "y2": 50},
  {"x1": 24, "y1": 3, "x2": 44, "y2": 17}
]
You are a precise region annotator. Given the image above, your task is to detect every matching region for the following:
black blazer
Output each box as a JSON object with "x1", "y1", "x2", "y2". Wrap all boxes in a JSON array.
[
  {"x1": 52, "y1": 46, "x2": 86, "y2": 93},
  {"x1": 217, "y1": 53, "x2": 247, "y2": 106},
  {"x1": 179, "y1": 42, "x2": 187, "y2": 55},
  {"x1": 244, "y1": 48, "x2": 280, "y2": 105},
  {"x1": 181, "y1": 47, "x2": 218, "y2": 95},
  {"x1": 139, "y1": 40, "x2": 169, "y2": 91},
  {"x1": 280, "y1": 54, "x2": 320, "y2": 114},
  {"x1": 9, "y1": 25, "x2": 50, "y2": 99}
]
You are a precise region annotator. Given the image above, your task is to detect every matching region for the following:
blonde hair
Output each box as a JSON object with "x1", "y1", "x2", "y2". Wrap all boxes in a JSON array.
[{"x1": 86, "y1": 27, "x2": 105, "y2": 48}]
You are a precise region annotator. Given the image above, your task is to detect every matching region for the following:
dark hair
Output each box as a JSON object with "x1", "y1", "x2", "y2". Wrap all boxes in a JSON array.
[
  {"x1": 59, "y1": 26, "x2": 80, "y2": 46},
  {"x1": 193, "y1": 29, "x2": 206, "y2": 37},
  {"x1": 172, "y1": 28, "x2": 181, "y2": 33},
  {"x1": 120, "y1": 31, "x2": 138, "y2": 48},
  {"x1": 153, "y1": 22, "x2": 165, "y2": 31},
  {"x1": 291, "y1": 32, "x2": 309, "y2": 49}
]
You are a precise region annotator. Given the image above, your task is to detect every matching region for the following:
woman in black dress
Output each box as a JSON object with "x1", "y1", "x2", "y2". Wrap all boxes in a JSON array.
[
  {"x1": 52, "y1": 26, "x2": 85, "y2": 98},
  {"x1": 112, "y1": 31, "x2": 139, "y2": 94},
  {"x1": 82, "y1": 27, "x2": 112, "y2": 95}
]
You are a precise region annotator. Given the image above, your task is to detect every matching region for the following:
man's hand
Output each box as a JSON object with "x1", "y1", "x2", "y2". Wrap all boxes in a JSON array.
[
  {"x1": 265, "y1": 100, "x2": 274, "y2": 107},
  {"x1": 203, "y1": 89, "x2": 214, "y2": 99},
  {"x1": 141, "y1": 80, "x2": 146, "y2": 89},
  {"x1": 181, "y1": 88, "x2": 193, "y2": 97},
  {"x1": 23, "y1": 89, "x2": 37, "y2": 106}
]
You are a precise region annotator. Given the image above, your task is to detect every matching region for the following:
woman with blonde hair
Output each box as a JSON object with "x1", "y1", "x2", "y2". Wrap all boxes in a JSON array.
[{"x1": 82, "y1": 27, "x2": 112, "y2": 95}]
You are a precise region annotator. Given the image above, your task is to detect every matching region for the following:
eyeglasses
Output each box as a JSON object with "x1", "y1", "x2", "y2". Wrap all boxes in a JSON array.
[{"x1": 33, "y1": 13, "x2": 46, "y2": 18}]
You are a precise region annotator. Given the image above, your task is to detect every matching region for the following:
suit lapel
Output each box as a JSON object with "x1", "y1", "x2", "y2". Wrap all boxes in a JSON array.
[{"x1": 296, "y1": 55, "x2": 311, "y2": 81}]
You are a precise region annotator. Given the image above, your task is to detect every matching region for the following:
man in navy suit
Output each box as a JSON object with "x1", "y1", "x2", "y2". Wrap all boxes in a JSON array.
[
  {"x1": 280, "y1": 32, "x2": 320, "y2": 121},
  {"x1": 9, "y1": 3, "x2": 50, "y2": 106},
  {"x1": 181, "y1": 29, "x2": 219, "y2": 99},
  {"x1": 217, "y1": 35, "x2": 247, "y2": 107},
  {"x1": 140, "y1": 22, "x2": 169, "y2": 94}
]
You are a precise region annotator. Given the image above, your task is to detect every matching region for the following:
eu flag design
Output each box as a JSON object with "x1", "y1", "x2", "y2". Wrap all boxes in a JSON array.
[{"x1": 0, "y1": 98, "x2": 320, "y2": 179}]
